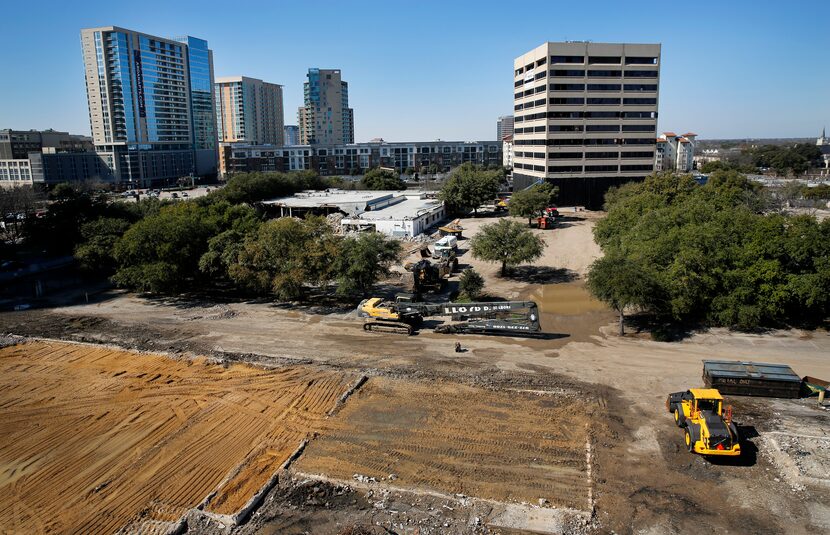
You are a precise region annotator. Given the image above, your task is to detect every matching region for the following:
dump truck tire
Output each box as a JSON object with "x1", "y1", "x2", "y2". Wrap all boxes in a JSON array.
[
  {"x1": 674, "y1": 407, "x2": 685, "y2": 427},
  {"x1": 684, "y1": 428, "x2": 693, "y2": 451}
]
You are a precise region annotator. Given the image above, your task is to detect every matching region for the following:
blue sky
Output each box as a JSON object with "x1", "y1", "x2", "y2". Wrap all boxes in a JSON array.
[{"x1": 0, "y1": 0, "x2": 827, "y2": 142}]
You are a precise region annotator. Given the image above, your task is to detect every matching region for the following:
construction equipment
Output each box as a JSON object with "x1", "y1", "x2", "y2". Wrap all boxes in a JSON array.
[
  {"x1": 665, "y1": 389, "x2": 741, "y2": 457},
  {"x1": 536, "y1": 216, "x2": 556, "y2": 229},
  {"x1": 402, "y1": 258, "x2": 453, "y2": 297},
  {"x1": 357, "y1": 297, "x2": 541, "y2": 336},
  {"x1": 702, "y1": 360, "x2": 802, "y2": 398},
  {"x1": 438, "y1": 218, "x2": 464, "y2": 238}
]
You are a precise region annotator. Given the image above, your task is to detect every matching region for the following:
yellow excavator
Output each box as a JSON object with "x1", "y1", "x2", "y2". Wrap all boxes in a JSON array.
[
  {"x1": 666, "y1": 389, "x2": 741, "y2": 456},
  {"x1": 357, "y1": 296, "x2": 541, "y2": 336}
]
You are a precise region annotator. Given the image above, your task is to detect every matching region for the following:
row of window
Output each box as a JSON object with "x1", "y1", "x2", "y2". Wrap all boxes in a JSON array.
[
  {"x1": 515, "y1": 151, "x2": 654, "y2": 159},
  {"x1": 513, "y1": 138, "x2": 656, "y2": 146},
  {"x1": 515, "y1": 84, "x2": 658, "y2": 98},
  {"x1": 515, "y1": 69, "x2": 656, "y2": 86},
  {"x1": 515, "y1": 56, "x2": 657, "y2": 75},
  {"x1": 515, "y1": 120, "x2": 656, "y2": 133},
  {"x1": 514, "y1": 163, "x2": 654, "y2": 173}
]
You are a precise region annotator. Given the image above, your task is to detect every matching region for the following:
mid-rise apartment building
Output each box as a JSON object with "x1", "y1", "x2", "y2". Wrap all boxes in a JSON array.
[
  {"x1": 496, "y1": 115, "x2": 514, "y2": 142},
  {"x1": 80, "y1": 26, "x2": 218, "y2": 187},
  {"x1": 298, "y1": 68, "x2": 354, "y2": 145},
  {"x1": 655, "y1": 132, "x2": 697, "y2": 172},
  {"x1": 513, "y1": 42, "x2": 661, "y2": 207},
  {"x1": 215, "y1": 76, "x2": 284, "y2": 145},
  {"x1": 284, "y1": 125, "x2": 299, "y2": 145},
  {"x1": 218, "y1": 140, "x2": 502, "y2": 177}
]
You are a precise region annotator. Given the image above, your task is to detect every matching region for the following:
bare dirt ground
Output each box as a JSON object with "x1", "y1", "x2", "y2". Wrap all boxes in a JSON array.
[
  {"x1": 295, "y1": 377, "x2": 592, "y2": 510},
  {"x1": 0, "y1": 340, "x2": 355, "y2": 534},
  {"x1": 1, "y1": 211, "x2": 829, "y2": 534}
]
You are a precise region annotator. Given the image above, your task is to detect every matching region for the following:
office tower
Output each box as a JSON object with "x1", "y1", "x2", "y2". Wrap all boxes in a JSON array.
[
  {"x1": 298, "y1": 68, "x2": 354, "y2": 145},
  {"x1": 283, "y1": 125, "x2": 299, "y2": 145},
  {"x1": 215, "y1": 76, "x2": 284, "y2": 145},
  {"x1": 80, "y1": 26, "x2": 218, "y2": 187},
  {"x1": 512, "y1": 42, "x2": 661, "y2": 207},
  {"x1": 496, "y1": 115, "x2": 514, "y2": 141}
]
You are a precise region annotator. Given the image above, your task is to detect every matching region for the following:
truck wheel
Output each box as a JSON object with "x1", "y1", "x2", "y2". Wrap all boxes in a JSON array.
[
  {"x1": 684, "y1": 428, "x2": 694, "y2": 452},
  {"x1": 674, "y1": 407, "x2": 685, "y2": 427}
]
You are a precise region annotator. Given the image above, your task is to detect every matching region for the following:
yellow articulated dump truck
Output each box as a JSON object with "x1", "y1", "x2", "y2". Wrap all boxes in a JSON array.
[{"x1": 665, "y1": 388, "x2": 741, "y2": 457}]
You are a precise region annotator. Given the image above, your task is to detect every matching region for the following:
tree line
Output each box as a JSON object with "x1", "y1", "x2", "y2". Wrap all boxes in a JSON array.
[
  {"x1": 702, "y1": 143, "x2": 824, "y2": 177},
  {"x1": 587, "y1": 170, "x2": 830, "y2": 335}
]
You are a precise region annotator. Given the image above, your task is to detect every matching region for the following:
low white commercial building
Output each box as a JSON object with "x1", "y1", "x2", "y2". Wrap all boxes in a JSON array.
[{"x1": 262, "y1": 189, "x2": 445, "y2": 238}]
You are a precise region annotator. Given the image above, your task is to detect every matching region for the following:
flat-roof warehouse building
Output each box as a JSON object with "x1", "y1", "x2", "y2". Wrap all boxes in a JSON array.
[{"x1": 262, "y1": 189, "x2": 445, "y2": 238}]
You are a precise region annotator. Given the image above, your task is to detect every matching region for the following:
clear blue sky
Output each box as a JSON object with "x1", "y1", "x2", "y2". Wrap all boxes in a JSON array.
[{"x1": 0, "y1": 0, "x2": 827, "y2": 142}]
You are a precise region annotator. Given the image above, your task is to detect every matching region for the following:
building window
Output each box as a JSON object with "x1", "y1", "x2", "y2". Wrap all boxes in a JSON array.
[
  {"x1": 587, "y1": 84, "x2": 621, "y2": 91},
  {"x1": 550, "y1": 97, "x2": 584, "y2": 105},
  {"x1": 589, "y1": 56, "x2": 621, "y2": 64},
  {"x1": 550, "y1": 55, "x2": 584, "y2": 63},
  {"x1": 624, "y1": 84, "x2": 658, "y2": 92},
  {"x1": 625, "y1": 57, "x2": 658, "y2": 65},
  {"x1": 550, "y1": 84, "x2": 585, "y2": 91},
  {"x1": 550, "y1": 69, "x2": 585, "y2": 77},
  {"x1": 585, "y1": 165, "x2": 618, "y2": 172},
  {"x1": 588, "y1": 70, "x2": 621, "y2": 77},
  {"x1": 548, "y1": 165, "x2": 582, "y2": 173}
]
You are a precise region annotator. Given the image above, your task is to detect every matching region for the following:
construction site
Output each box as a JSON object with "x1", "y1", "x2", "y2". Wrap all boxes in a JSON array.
[{"x1": 1, "y1": 211, "x2": 829, "y2": 534}]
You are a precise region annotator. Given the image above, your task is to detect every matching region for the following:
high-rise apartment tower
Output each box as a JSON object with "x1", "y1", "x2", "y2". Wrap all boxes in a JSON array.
[
  {"x1": 80, "y1": 26, "x2": 218, "y2": 186},
  {"x1": 496, "y1": 115, "x2": 514, "y2": 141},
  {"x1": 215, "y1": 76, "x2": 284, "y2": 145},
  {"x1": 298, "y1": 68, "x2": 354, "y2": 145},
  {"x1": 512, "y1": 42, "x2": 661, "y2": 207}
]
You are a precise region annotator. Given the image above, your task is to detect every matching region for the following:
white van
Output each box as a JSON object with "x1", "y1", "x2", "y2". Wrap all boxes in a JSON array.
[{"x1": 434, "y1": 235, "x2": 458, "y2": 252}]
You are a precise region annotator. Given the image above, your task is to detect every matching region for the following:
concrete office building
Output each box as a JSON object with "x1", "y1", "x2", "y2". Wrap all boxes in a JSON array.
[
  {"x1": 215, "y1": 76, "x2": 284, "y2": 145},
  {"x1": 513, "y1": 42, "x2": 661, "y2": 207},
  {"x1": 284, "y1": 125, "x2": 299, "y2": 145},
  {"x1": 496, "y1": 115, "x2": 514, "y2": 142},
  {"x1": 0, "y1": 129, "x2": 92, "y2": 160},
  {"x1": 298, "y1": 68, "x2": 354, "y2": 145},
  {"x1": 80, "y1": 26, "x2": 218, "y2": 187},
  {"x1": 218, "y1": 139, "x2": 502, "y2": 177}
]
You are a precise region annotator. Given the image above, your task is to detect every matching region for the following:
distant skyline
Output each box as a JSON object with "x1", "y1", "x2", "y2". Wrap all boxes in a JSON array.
[{"x1": 0, "y1": 0, "x2": 828, "y2": 142}]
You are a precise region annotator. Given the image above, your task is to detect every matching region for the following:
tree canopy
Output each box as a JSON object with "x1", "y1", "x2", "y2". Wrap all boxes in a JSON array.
[
  {"x1": 591, "y1": 170, "x2": 830, "y2": 331},
  {"x1": 439, "y1": 163, "x2": 503, "y2": 215},
  {"x1": 470, "y1": 219, "x2": 545, "y2": 276},
  {"x1": 359, "y1": 168, "x2": 406, "y2": 190},
  {"x1": 508, "y1": 183, "x2": 558, "y2": 225}
]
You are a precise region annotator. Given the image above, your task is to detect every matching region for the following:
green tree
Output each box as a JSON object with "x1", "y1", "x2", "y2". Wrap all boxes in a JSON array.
[
  {"x1": 212, "y1": 171, "x2": 326, "y2": 205},
  {"x1": 439, "y1": 163, "x2": 503, "y2": 215},
  {"x1": 470, "y1": 219, "x2": 545, "y2": 276},
  {"x1": 508, "y1": 183, "x2": 558, "y2": 225},
  {"x1": 587, "y1": 255, "x2": 658, "y2": 335},
  {"x1": 228, "y1": 217, "x2": 317, "y2": 300},
  {"x1": 335, "y1": 232, "x2": 401, "y2": 297},
  {"x1": 459, "y1": 268, "x2": 485, "y2": 300},
  {"x1": 74, "y1": 217, "x2": 132, "y2": 274},
  {"x1": 360, "y1": 168, "x2": 406, "y2": 190}
]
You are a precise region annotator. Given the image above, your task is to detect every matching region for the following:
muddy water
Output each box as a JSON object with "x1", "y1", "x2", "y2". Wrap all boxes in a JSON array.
[
  {"x1": 519, "y1": 281, "x2": 614, "y2": 344},
  {"x1": 526, "y1": 281, "x2": 607, "y2": 315}
]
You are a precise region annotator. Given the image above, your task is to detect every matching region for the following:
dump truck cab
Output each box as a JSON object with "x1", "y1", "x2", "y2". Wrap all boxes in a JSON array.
[{"x1": 666, "y1": 388, "x2": 741, "y2": 457}]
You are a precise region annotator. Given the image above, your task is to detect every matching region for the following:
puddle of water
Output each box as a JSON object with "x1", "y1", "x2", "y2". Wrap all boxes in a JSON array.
[{"x1": 526, "y1": 282, "x2": 607, "y2": 315}]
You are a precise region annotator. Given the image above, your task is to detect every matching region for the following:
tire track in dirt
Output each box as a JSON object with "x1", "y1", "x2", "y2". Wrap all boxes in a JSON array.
[
  {"x1": 0, "y1": 341, "x2": 355, "y2": 534},
  {"x1": 295, "y1": 377, "x2": 593, "y2": 511}
]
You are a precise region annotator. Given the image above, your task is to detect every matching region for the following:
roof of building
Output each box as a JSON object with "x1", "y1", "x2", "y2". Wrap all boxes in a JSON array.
[
  {"x1": 262, "y1": 189, "x2": 407, "y2": 208},
  {"x1": 662, "y1": 132, "x2": 677, "y2": 137},
  {"x1": 343, "y1": 196, "x2": 443, "y2": 221},
  {"x1": 682, "y1": 132, "x2": 698, "y2": 137}
]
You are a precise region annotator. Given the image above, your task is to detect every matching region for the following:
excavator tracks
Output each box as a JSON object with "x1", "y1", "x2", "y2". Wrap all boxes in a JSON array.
[{"x1": 363, "y1": 320, "x2": 413, "y2": 335}]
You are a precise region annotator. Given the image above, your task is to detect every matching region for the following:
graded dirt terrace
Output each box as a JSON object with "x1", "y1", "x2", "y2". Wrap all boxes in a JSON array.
[
  {"x1": 0, "y1": 341, "x2": 356, "y2": 534},
  {"x1": 295, "y1": 377, "x2": 593, "y2": 511}
]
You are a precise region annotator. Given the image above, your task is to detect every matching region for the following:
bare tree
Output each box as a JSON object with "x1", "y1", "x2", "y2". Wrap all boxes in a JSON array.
[{"x1": 0, "y1": 185, "x2": 40, "y2": 244}]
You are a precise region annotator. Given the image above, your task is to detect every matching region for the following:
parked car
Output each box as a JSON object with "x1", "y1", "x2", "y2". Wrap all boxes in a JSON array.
[{"x1": 171, "y1": 192, "x2": 179, "y2": 199}]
